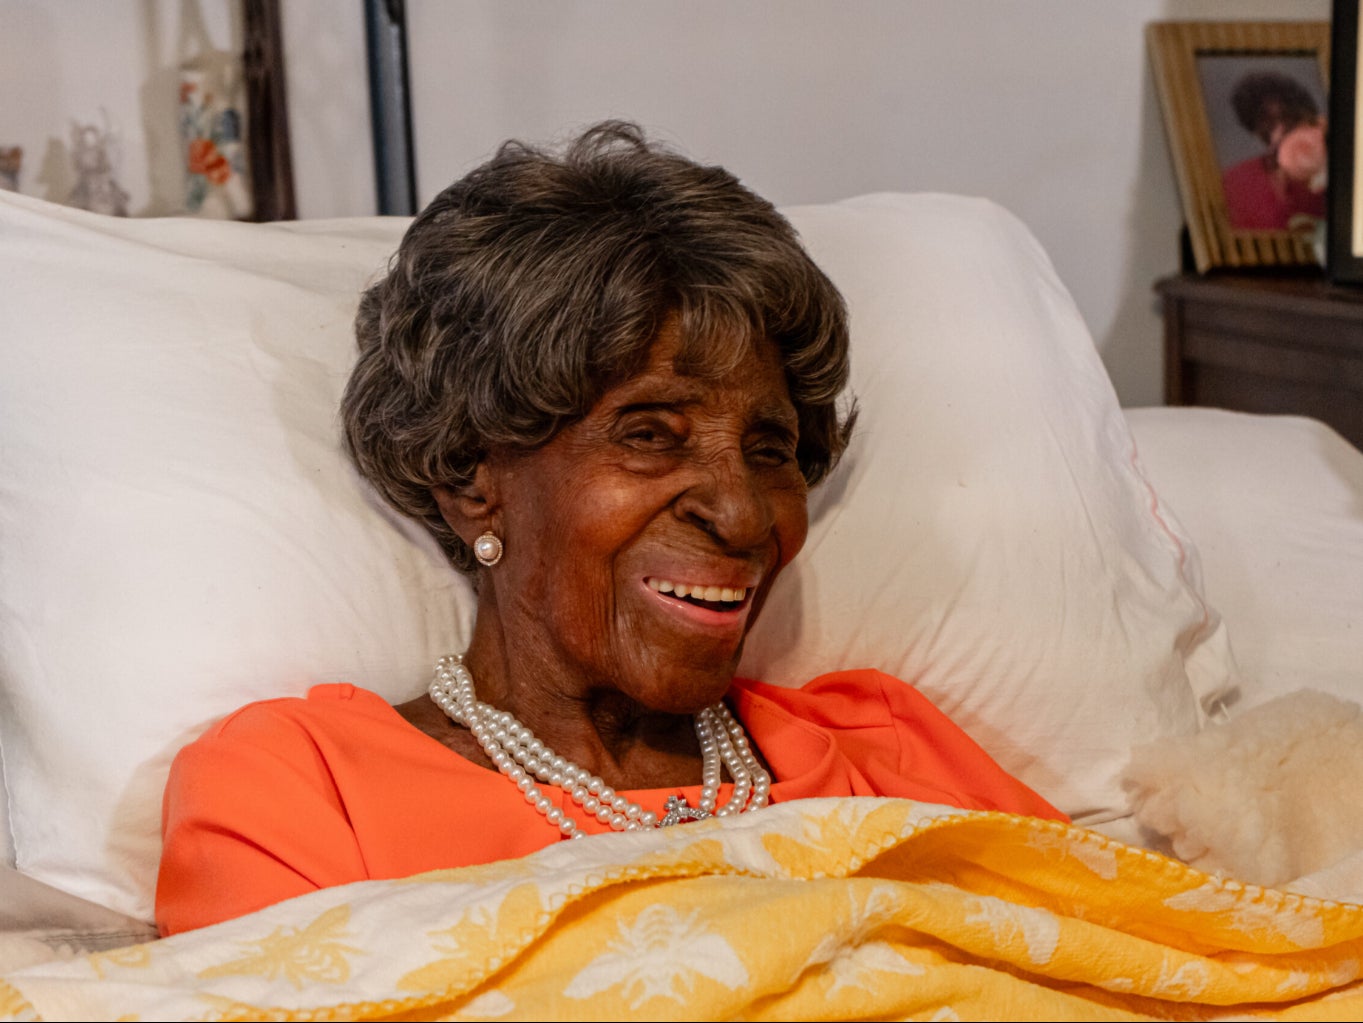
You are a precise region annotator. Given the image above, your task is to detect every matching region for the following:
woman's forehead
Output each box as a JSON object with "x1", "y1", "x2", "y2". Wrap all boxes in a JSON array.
[{"x1": 610, "y1": 326, "x2": 793, "y2": 415}]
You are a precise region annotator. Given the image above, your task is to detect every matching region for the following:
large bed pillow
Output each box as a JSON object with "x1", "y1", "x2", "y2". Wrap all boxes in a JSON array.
[
  {"x1": 0, "y1": 193, "x2": 470, "y2": 920},
  {"x1": 742, "y1": 194, "x2": 1236, "y2": 834},
  {"x1": 0, "y1": 189, "x2": 1234, "y2": 923}
]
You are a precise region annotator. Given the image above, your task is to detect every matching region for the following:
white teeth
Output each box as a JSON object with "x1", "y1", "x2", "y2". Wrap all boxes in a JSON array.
[{"x1": 647, "y1": 579, "x2": 748, "y2": 603}]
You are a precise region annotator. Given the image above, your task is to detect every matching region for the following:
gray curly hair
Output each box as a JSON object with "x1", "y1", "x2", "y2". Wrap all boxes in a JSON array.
[{"x1": 342, "y1": 121, "x2": 854, "y2": 573}]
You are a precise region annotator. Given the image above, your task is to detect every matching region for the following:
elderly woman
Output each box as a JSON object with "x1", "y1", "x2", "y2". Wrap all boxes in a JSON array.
[{"x1": 155, "y1": 122, "x2": 1062, "y2": 936}]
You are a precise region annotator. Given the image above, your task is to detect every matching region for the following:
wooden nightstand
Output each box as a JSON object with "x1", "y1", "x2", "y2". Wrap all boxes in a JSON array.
[{"x1": 1156, "y1": 272, "x2": 1363, "y2": 450}]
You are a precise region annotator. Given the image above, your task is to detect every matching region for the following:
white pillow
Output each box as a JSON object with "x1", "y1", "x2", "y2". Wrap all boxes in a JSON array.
[
  {"x1": 0, "y1": 193, "x2": 472, "y2": 920},
  {"x1": 0, "y1": 190, "x2": 1234, "y2": 923},
  {"x1": 741, "y1": 194, "x2": 1237, "y2": 834}
]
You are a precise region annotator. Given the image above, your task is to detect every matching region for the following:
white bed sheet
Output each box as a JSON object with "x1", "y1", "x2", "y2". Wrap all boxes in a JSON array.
[{"x1": 1125, "y1": 406, "x2": 1363, "y2": 712}]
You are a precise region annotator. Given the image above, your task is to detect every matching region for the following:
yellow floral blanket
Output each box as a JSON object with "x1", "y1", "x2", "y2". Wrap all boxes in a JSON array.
[{"x1": 4, "y1": 797, "x2": 1363, "y2": 1021}]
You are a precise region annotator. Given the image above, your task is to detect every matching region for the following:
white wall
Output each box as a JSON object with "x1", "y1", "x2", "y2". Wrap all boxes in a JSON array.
[
  {"x1": 0, "y1": 0, "x2": 1331, "y2": 405},
  {"x1": 403, "y1": 0, "x2": 1331, "y2": 406}
]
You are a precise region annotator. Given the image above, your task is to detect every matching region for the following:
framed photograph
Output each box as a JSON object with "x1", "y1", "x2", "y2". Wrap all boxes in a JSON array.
[
  {"x1": 1329, "y1": 0, "x2": 1363, "y2": 283},
  {"x1": 1148, "y1": 21, "x2": 1330, "y2": 273}
]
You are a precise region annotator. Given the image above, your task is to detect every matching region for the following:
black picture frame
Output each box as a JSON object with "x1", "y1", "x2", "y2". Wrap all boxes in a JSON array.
[{"x1": 1330, "y1": 0, "x2": 1363, "y2": 282}]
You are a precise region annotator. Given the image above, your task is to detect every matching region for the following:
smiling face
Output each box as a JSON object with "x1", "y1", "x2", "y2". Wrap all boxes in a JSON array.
[{"x1": 446, "y1": 322, "x2": 808, "y2": 721}]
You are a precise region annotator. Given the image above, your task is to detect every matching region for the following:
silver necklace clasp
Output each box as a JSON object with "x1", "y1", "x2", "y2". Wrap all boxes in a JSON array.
[{"x1": 659, "y1": 794, "x2": 712, "y2": 827}]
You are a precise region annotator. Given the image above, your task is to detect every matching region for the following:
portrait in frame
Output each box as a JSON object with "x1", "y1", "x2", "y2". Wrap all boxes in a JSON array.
[{"x1": 1149, "y1": 21, "x2": 1330, "y2": 273}]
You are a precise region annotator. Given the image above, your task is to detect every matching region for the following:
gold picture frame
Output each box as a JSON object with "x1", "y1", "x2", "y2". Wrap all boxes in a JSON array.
[{"x1": 1148, "y1": 20, "x2": 1330, "y2": 273}]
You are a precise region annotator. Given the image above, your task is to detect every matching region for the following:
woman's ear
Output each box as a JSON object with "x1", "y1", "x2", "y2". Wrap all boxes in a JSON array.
[{"x1": 431, "y1": 462, "x2": 500, "y2": 546}]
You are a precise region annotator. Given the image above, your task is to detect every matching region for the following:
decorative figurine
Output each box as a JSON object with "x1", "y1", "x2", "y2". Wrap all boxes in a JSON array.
[
  {"x1": 179, "y1": 53, "x2": 251, "y2": 219},
  {"x1": 67, "y1": 117, "x2": 130, "y2": 217}
]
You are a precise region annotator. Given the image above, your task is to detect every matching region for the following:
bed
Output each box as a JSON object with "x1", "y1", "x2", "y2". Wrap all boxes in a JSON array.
[
  {"x1": 4, "y1": 23, "x2": 1363, "y2": 1023},
  {"x1": 4, "y1": 183, "x2": 1363, "y2": 1019}
]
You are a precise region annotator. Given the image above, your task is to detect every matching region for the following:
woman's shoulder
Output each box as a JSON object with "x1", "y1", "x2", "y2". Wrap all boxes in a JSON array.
[
  {"x1": 195, "y1": 683, "x2": 395, "y2": 744},
  {"x1": 734, "y1": 669, "x2": 1065, "y2": 821},
  {"x1": 168, "y1": 684, "x2": 419, "y2": 793},
  {"x1": 732, "y1": 668, "x2": 924, "y2": 726}
]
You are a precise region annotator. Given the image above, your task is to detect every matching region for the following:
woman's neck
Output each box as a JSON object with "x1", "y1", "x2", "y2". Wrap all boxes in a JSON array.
[{"x1": 404, "y1": 609, "x2": 709, "y2": 790}]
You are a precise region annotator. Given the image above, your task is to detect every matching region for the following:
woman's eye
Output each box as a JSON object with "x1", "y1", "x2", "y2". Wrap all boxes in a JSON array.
[
  {"x1": 619, "y1": 418, "x2": 682, "y2": 450},
  {"x1": 749, "y1": 438, "x2": 797, "y2": 466}
]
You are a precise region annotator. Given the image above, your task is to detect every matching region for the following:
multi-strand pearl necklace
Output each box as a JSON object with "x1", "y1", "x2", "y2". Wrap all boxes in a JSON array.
[{"x1": 429, "y1": 654, "x2": 771, "y2": 839}]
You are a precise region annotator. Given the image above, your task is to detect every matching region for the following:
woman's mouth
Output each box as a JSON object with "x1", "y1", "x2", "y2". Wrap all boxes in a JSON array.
[{"x1": 645, "y1": 576, "x2": 750, "y2": 612}]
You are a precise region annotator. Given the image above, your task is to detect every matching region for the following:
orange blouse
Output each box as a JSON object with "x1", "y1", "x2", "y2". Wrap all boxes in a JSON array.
[{"x1": 156, "y1": 669, "x2": 1064, "y2": 935}]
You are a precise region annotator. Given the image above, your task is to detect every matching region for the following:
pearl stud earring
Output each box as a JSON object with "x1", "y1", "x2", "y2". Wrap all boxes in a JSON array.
[{"x1": 472, "y1": 532, "x2": 503, "y2": 567}]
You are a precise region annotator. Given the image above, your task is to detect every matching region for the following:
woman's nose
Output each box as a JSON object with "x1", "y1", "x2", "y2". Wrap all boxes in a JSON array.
[{"x1": 674, "y1": 449, "x2": 775, "y2": 551}]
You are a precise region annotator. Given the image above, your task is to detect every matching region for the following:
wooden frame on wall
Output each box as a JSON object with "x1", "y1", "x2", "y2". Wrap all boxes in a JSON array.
[
  {"x1": 1148, "y1": 21, "x2": 1330, "y2": 273},
  {"x1": 1329, "y1": 0, "x2": 1363, "y2": 283}
]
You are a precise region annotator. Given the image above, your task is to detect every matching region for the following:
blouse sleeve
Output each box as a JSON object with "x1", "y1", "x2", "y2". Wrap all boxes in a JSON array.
[{"x1": 155, "y1": 699, "x2": 368, "y2": 936}]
